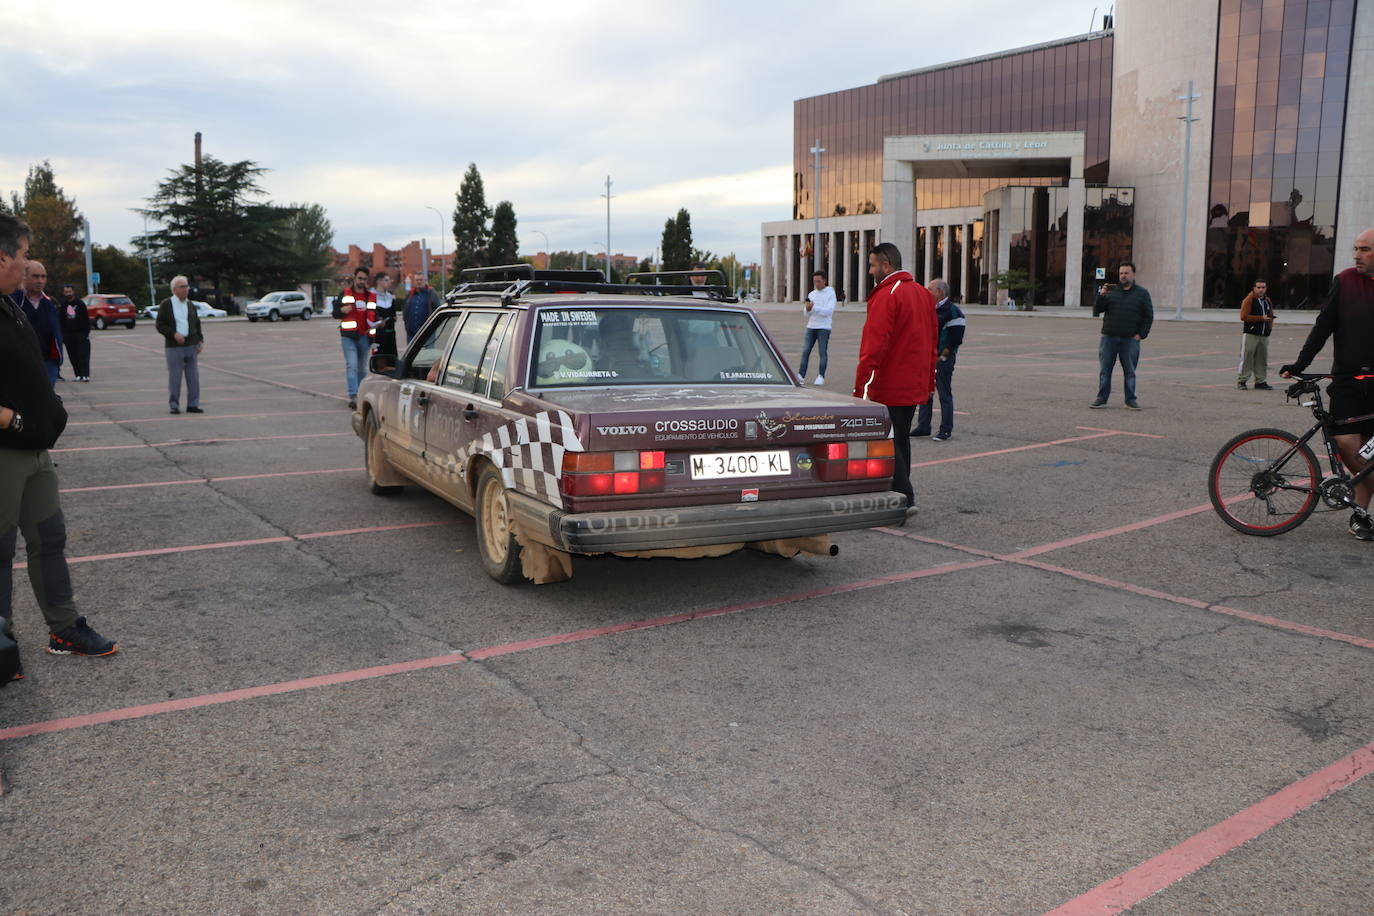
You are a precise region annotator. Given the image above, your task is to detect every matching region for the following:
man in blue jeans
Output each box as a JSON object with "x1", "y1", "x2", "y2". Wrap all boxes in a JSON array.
[
  {"x1": 799, "y1": 269, "x2": 835, "y2": 385},
  {"x1": 912, "y1": 278, "x2": 965, "y2": 441},
  {"x1": 1090, "y1": 262, "x2": 1153, "y2": 409},
  {"x1": 333, "y1": 267, "x2": 375, "y2": 409}
]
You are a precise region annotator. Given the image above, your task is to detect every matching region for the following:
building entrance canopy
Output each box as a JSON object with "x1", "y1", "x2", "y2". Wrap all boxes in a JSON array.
[{"x1": 881, "y1": 131, "x2": 1088, "y2": 306}]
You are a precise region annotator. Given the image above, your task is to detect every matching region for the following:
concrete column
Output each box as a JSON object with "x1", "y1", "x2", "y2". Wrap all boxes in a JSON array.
[
  {"x1": 838, "y1": 231, "x2": 849, "y2": 306},
  {"x1": 997, "y1": 207, "x2": 1012, "y2": 306},
  {"x1": 1066, "y1": 175, "x2": 1086, "y2": 307},
  {"x1": 942, "y1": 225, "x2": 953, "y2": 286},
  {"x1": 965, "y1": 222, "x2": 977, "y2": 302},
  {"x1": 759, "y1": 234, "x2": 771, "y2": 302},
  {"x1": 923, "y1": 227, "x2": 935, "y2": 285},
  {"x1": 879, "y1": 159, "x2": 915, "y2": 272},
  {"x1": 784, "y1": 235, "x2": 796, "y2": 302}
]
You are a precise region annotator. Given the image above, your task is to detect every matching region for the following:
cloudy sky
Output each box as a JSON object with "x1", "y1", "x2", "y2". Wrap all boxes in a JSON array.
[{"x1": 6, "y1": 0, "x2": 1101, "y2": 265}]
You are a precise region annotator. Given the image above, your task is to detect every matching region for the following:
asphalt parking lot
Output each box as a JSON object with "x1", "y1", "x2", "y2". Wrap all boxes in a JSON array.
[{"x1": 2, "y1": 305, "x2": 1371, "y2": 915}]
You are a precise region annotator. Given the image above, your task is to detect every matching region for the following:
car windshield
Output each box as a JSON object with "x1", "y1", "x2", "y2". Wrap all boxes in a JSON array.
[
  {"x1": 261, "y1": 293, "x2": 281, "y2": 302},
  {"x1": 530, "y1": 306, "x2": 789, "y2": 388}
]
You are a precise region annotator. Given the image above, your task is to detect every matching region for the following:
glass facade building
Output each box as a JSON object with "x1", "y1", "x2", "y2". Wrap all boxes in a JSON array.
[
  {"x1": 793, "y1": 33, "x2": 1114, "y2": 220},
  {"x1": 1205, "y1": 0, "x2": 1358, "y2": 308}
]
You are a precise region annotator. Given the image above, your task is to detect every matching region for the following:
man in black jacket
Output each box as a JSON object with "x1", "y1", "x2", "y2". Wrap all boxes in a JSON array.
[
  {"x1": 9, "y1": 260, "x2": 63, "y2": 386},
  {"x1": 1090, "y1": 262, "x2": 1154, "y2": 409},
  {"x1": 1281, "y1": 227, "x2": 1374, "y2": 540},
  {"x1": 0, "y1": 215, "x2": 118, "y2": 680},
  {"x1": 58, "y1": 283, "x2": 91, "y2": 381}
]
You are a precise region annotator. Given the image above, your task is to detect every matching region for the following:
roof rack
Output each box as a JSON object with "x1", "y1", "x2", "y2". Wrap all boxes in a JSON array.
[{"x1": 445, "y1": 264, "x2": 739, "y2": 305}]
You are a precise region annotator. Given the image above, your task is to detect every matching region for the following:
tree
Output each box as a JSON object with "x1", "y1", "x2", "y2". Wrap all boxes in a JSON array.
[
  {"x1": 279, "y1": 202, "x2": 335, "y2": 283},
  {"x1": 992, "y1": 268, "x2": 1038, "y2": 309},
  {"x1": 451, "y1": 163, "x2": 491, "y2": 281},
  {"x1": 140, "y1": 155, "x2": 299, "y2": 296},
  {"x1": 7, "y1": 161, "x2": 84, "y2": 289},
  {"x1": 488, "y1": 200, "x2": 518, "y2": 266},
  {"x1": 661, "y1": 208, "x2": 693, "y2": 271},
  {"x1": 92, "y1": 244, "x2": 154, "y2": 304}
]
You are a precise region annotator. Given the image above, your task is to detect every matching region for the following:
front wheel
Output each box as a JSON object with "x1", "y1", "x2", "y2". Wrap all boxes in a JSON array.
[
  {"x1": 1208, "y1": 428, "x2": 1320, "y2": 536},
  {"x1": 475, "y1": 465, "x2": 525, "y2": 584},
  {"x1": 365, "y1": 412, "x2": 403, "y2": 496},
  {"x1": 269, "y1": 309, "x2": 280, "y2": 322},
  {"x1": 248, "y1": 316, "x2": 259, "y2": 322}
]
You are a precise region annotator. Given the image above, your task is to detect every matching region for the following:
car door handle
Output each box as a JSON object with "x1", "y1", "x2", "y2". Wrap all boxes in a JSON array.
[
  {"x1": 416, "y1": 391, "x2": 430, "y2": 406},
  {"x1": 462, "y1": 404, "x2": 479, "y2": 421}
]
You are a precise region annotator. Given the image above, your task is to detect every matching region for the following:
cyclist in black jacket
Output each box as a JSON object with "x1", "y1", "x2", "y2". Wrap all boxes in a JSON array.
[
  {"x1": 1281, "y1": 228, "x2": 1374, "y2": 540},
  {"x1": 0, "y1": 215, "x2": 118, "y2": 678}
]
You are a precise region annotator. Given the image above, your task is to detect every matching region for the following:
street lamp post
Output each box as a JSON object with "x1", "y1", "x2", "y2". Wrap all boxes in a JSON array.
[
  {"x1": 142, "y1": 216, "x2": 156, "y2": 310},
  {"x1": 810, "y1": 139, "x2": 825, "y2": 276},
  {"x1": 1174, "y1": 80, "x2": 1201, "y2": 320},
  {"x1": 424, "y1": 205, "x2": 447, "y2": 296},
  {"x1": 601, "y1": 176, "x2": 614, "y2": 282},
  {"x1": 529, "y1": 229, "x2": 550, "y2": 268}
]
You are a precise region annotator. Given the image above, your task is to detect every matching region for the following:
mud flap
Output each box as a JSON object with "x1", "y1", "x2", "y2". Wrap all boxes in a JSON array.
[{"x1": 513, "y1": 525, "x2": 573, "y2": 584}]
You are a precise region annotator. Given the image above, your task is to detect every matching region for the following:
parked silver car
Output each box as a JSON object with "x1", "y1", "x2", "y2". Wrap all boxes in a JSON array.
[{"x1": 245, "y1": 290, "x2": 313, "y2": 322}]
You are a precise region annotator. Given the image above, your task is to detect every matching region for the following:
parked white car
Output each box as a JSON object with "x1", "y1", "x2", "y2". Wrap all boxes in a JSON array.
[
  {"x1": 245, "y1": 290, "x2": 313, "y2": 322},
  {"x1": 143, "y1": 300, "x2": 228, "y2": 320}
]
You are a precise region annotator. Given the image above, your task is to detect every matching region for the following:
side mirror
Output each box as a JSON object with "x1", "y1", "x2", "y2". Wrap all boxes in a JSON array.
[{"x1": 369, "y1": 354, "x2": 398, "y2": 377}]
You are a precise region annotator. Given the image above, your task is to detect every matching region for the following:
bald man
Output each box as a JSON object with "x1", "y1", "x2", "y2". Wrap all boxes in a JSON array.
[
  {"x1": 1282, "y1": 228, "x2": 1374, "y2": 540},
  {"x1": 7, "y1": 260, "x2": 63, "y2": 386}
]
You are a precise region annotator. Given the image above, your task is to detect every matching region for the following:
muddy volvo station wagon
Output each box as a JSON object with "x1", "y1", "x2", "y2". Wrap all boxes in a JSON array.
[{"x1": 353, "y1": 266, "x2": 907, "y2": 584}]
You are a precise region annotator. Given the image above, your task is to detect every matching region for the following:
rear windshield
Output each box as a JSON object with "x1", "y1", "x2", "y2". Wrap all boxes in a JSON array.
[
  {"x1": 104, "y1": 296, "x2": 133, "y2": 305},
  {"x1": 530, "y1": 306, "x2": 789, "y2": 388}
]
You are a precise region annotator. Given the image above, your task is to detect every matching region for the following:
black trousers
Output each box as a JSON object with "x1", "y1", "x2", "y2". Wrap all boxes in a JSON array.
[
  {"x1": 65, "y1": 334, "x2": 91, "y2": 378},
  {"x1": 887, "y1": 404, "x2": 917, "y2": 507}
]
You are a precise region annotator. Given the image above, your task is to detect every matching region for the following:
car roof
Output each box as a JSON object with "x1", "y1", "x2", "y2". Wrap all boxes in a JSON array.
[{"x1": 442, "y1": 265, "x2": 740, "y2": 311}]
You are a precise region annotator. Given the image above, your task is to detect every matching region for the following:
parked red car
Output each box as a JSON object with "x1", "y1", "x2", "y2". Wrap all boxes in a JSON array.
[{"x1": 84, "y1": 293, "x2": 138, "y2": 330}]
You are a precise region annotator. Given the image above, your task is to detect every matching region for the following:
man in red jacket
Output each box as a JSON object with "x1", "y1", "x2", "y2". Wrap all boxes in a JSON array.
[{"x1": 853, "y1": 242, "x2": 937, "y2": 516}]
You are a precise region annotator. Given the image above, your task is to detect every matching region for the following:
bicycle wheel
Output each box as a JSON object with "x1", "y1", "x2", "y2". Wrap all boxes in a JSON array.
[{"x1": 1208, "y1": 428, "x2": 1320, "y2": 536}]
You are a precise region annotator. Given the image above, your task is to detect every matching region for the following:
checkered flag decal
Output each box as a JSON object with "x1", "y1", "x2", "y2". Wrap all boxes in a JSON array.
[{"x1": 434, "y1": 410, "x2": 583, "y2": 507}]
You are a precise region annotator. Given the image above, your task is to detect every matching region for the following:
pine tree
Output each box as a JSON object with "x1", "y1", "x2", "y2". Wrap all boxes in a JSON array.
[
  {"x1": 661, "y1": 208, "x2": 694, "y2": 271},
  {"x1": 451, "y1": 163, "x2": 492, "y2": 281},
  {"x1": 488, "y1": 200, "x2": 518, "y2": 266}
]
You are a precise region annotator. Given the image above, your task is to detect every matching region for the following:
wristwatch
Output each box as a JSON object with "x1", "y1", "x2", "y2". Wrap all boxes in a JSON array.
[{"x1": 5, "y1": 411, "x2": 22, "y2": 433}]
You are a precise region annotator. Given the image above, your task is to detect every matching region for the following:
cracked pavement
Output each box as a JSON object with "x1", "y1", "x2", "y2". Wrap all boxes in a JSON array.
[{"x1": 1, "y1": 311, "x2": 1371, "y2": 914}]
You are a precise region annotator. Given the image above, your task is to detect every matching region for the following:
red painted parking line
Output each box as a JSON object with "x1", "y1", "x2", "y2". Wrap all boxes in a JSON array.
[
  {"x1": 911, "y1": 431, "x2": 1118, "y2": 468},
  {"x1": 51, "y1": 432, "x2": 352, "y2": 453},
  {"x1": 0, "y1": 653, "x2": 470, "y2": 742},
  {"x1": 1074, "y1": 426, "x2": 1166, "y2": 439},
  {"x1": 59, "y1": 467, "x2": 359, "y2": 494},
  {"x1": 84, "y1": 393, "x2": 317, "y2": 408},
  {"x1": 1044, "y1": 739, "x2": 1374, "y2": 916},
  {"x1": 102, "y1": 337, "x2": 346, "y2": 401},
  {"x1": 1014, "y1": 558, "x2": 1374, "y2": 651},
  {"x1": 12, "y1": 520, "x2": 455, "y2": 569},
  {"x1": 1007, "y1": 502, "x2": 1215, "y2": 559},
  {"x1": 66, "y1": 408, "x2": 345, "y2": 426},
  {"x1": 0, "y1": 557, "x2": 997, "y2": 743}
]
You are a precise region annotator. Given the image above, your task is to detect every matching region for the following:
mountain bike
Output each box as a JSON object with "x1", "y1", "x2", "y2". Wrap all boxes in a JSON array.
[{"x1": 1208, "y1": 373, "x2": 1374, "y2": 535}]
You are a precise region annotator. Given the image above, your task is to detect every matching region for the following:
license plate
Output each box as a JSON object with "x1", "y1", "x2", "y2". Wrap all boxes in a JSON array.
[{"x1": 690, "y1": 450, "x2": 791, "y2": 480}]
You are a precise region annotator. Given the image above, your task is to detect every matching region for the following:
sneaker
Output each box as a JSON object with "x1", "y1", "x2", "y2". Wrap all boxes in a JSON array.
[
  {"x1": 186, "y1": 406, "x2": 203, "y2": 414},
  {"x1": 1237, "y1": 381, "x2": 1248, "y2": 390},
  {"x1": 1126, "y1": 401, "x2": 1142, "y2": 410},
  {"x1": 1254, "y1": 382, "x2": 1273, "y2": 390},
  {"x1": 895, "y1": 503, "x2": 919, "y2": 527},
  {"x1": 47, "y1": 617, "x2": 118, "y2": 656},
  {"x1": 1090, "y1": 399, "x2": 1107, "y2": 408},
  {"x1": 1350, "y1": 513, "x2": 1374, "y2": 541},
  {"x1": 813, "y1": 374, "x2": 825, "y2": 385},
  {"x1": 169, "y1": 407, "x2": 180, "y2": 415},
  {"x1": 348, "y1": 399, "x2": 357, "y2": 410},
  {"x1": 933, "y1": 432, "x2": 952, "y2": 442},
  {"x1": 910, "y1": 429, "x2": 931, "y2": 438}
]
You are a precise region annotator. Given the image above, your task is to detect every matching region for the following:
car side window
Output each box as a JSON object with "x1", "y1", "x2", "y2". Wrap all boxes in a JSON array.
[
  {"x1": 475, "y1": 315, "x2": 511, "y2": 400},
  {"x1": 407, "y1": 313, "x2": 464, "y2": 380},
  {"x1": 440, "y1": 312, "x2": 500, "y2": 393}
]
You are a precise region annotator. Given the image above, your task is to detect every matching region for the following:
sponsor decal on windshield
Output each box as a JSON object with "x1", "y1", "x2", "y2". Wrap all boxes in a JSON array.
[
  {"x1": 719, "y1": 371, "x2": 775, "y2": 381},
  {"x1": 540, "y1": 309, "x2": 599, "y2": 325}
]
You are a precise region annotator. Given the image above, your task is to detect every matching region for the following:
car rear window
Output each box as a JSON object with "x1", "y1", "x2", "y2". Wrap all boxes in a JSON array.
[
  {"x1": 530, "y1": 306, "x2": 788, "y2": 388},
  {"x1": 105, "y1": 297, "x2": 133, "y2": 305}
]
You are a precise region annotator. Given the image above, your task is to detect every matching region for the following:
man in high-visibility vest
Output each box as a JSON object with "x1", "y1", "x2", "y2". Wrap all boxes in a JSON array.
[{"x1": 332, "y1": 266, "x2": 375, "y2": 409}]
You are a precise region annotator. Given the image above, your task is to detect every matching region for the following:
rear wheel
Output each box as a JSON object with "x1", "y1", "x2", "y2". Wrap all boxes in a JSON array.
[
  {"x1": 475, "y1": 465, "x2": 525, "y2": 584},
  {"x1": 125, "y1": 320, "x2": 136, "y2": 329},
  {"x1": 94, "y1": 316, "x2": 106, "y2": 330},
  {"x1": 1209, "y1": 428, "x2": 1320, "y2": 536},
  {"x1": 365, "y1": 412, "x2": 403, "y2": 497},
  {"x1": 300, "y1": 307, "x2": 312, "y2": 320}
]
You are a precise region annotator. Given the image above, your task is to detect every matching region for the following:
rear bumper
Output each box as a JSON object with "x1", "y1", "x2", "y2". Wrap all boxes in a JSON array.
[{"x1": 509, "y1": 490, "x2": 908, "y2": 554}]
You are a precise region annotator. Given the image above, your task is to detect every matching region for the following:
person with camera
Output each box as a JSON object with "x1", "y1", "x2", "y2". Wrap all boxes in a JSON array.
[
  {"x1": 1090, "y1": 263, "x2": 1153, "y2": 409},
  {"x1": 0, "y1": 215, "x2": 119, "y2": 683}
]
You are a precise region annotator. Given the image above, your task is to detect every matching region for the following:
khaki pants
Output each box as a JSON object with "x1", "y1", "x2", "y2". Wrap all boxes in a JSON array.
[
  {"x1": 0, "y1": 449, "x2": 79, "y2": 636},
  {"x1": 1238, "y1": 333, "x2": 1269, "y2": 385}
]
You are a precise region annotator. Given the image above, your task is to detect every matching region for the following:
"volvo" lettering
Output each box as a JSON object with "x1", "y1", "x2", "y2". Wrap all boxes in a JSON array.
[{"x1": 596, "y1": 425, "x2": 647, "y2": 435}]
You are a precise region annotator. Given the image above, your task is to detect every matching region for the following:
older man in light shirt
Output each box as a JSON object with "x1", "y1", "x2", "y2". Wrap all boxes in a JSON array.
[{"x1": 154, "y1": 275, "x2": 205, "y2": 414}]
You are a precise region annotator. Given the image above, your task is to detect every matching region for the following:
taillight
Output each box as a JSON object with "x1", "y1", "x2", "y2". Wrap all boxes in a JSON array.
[
  {"x1": 811, "y1": 439, "x2": 894, "y2": 481},
  {"x1": 561, "y1": 451, "x2": 665, "y2": 497}
]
